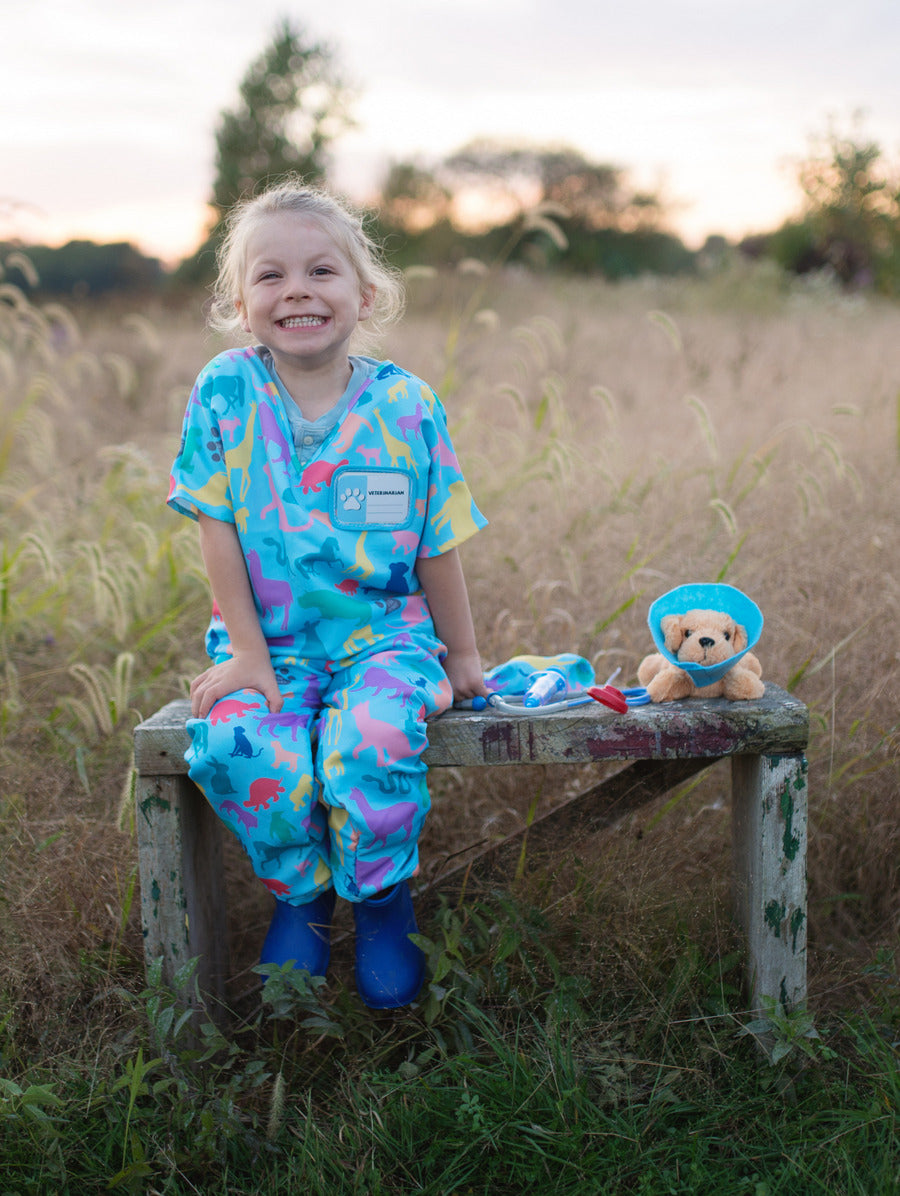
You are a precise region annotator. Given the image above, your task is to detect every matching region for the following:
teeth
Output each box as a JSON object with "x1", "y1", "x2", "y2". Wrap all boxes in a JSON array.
[{"x1": 279, "y1": 316, "x2": 325, "y2": 327}]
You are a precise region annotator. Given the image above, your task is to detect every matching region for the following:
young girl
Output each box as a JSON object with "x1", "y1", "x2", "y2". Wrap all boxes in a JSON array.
[{"x1": 168, "y1": 180, "x2": 488, "y2": 1009}]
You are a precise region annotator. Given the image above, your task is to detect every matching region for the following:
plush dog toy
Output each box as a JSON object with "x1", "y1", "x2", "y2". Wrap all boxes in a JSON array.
[{"x1": 638, "y1": 608, "x2": 764, "y2": 702}]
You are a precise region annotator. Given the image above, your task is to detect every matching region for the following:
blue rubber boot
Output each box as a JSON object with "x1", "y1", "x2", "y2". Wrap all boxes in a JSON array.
[
  {"x1": 353, "y1": 881, "x2": 426, "y2": 1009},
  {"x1": 260, "y1": 888, "x2": 336, "y2": 977}
]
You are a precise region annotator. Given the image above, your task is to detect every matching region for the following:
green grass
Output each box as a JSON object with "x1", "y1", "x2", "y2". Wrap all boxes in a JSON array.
[
  {"x1": 1, "y1": 899, "x2": 900, "y2": 1193},
  {"x1": 3, "y1": 255, "x2": 900, "y2": 1191}
]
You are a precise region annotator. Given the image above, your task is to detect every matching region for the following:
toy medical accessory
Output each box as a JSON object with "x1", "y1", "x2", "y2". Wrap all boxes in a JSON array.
[{"x1": 647, "y1": 583, "x2": 763, "y2": 687}]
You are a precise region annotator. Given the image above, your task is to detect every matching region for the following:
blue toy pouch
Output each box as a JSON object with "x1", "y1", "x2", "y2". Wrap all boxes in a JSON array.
[
  {"x1": 647, "y1": 583, "x2": 764, "y2": 688},
  {"x1": 483, "y1": 653, "x2": 595, "y2": 700},
  {"x1": 460, "y1": 653, "x2": 648, "y2": 713}
]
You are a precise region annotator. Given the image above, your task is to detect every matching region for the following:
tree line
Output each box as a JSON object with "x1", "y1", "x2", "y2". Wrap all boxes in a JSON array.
[{"x1": 5, "y1": 22, "x2": 899, "y2": 297}]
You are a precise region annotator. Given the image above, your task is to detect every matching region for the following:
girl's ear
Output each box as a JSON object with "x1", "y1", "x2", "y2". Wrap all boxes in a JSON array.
[
  {"x1": 236, "y1": 299, "x2": 251, "y2": 333},
  {"x1": 358, "y1": 284, "x2": 376, "y2": 321}
]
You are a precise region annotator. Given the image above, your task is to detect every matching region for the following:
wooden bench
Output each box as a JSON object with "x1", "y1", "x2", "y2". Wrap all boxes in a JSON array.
[{"x1": 133, "y1": 683, "x2": 808, "y2": 1016}]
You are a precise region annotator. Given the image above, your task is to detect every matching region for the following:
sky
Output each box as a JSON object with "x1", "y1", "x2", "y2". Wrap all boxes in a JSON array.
[{"x1": 3, "y1": 0, "x2": 900, "y2": 265}]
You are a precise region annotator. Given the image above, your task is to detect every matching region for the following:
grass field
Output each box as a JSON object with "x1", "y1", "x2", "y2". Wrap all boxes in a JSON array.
[{"x1": 2, "y1": 253, "x2": 900, "y2": 1192}]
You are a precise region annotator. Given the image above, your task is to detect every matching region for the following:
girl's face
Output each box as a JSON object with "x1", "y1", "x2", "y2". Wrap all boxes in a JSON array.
[{"x1": 236, "y1": 212, "x2": 375, "y2": 378}]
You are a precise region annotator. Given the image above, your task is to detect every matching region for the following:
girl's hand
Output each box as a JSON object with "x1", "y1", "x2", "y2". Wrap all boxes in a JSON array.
[
  {"x1": 442, "y1": 649, "x2": 489, "y2": 703},
  {"x1": 189, "y1": 652, "x2": 284, "y2": 719}
]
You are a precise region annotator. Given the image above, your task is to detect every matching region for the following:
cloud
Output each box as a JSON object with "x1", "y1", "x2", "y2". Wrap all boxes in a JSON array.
[{"x1": 3, "y1": 0, "x2": 899, "y2": 256}]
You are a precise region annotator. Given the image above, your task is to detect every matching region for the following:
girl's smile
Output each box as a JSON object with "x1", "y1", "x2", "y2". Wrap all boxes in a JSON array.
[{"x1": 278, "y1": 315, "x2": 327, "y2": 327}]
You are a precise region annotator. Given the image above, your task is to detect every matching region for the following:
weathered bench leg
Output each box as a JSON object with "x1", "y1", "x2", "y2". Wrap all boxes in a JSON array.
[
  {"x1": 135, "y1": 773, "x2": 230, "y2": 1009},
  {"x1": 731, "y1": 752, "x2": 808, "y2": 1014}
]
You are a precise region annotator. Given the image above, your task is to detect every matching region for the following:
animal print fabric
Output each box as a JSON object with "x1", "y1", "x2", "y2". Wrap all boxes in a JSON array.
[
  {"x1": 185, "y1": 646, "x2": 452, "y2": 903},
  {"x1": 167, "y1": 348, "x2": 486, "y2": 665},
  {"x1": 169, "y1": 349, "x2": 486, "y2": 903}
]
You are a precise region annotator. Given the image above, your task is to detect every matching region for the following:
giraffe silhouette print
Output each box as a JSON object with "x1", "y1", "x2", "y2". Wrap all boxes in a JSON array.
[{"x1": 170, "y1": 352, "x2": 486, "y2": 903}]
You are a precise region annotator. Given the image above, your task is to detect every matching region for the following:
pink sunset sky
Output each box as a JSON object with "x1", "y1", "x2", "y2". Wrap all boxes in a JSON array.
[{"x1": 3, "y1": 0, "x2": 898, "y2": 264}]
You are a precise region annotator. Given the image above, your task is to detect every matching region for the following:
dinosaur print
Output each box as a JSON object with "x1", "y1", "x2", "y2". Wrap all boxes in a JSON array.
[{"x1": 261, "y1": 878, "x2": 292, "y2": 897}]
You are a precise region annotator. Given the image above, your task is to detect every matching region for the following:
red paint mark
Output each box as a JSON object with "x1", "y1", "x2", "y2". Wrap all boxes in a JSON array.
[{"x1": 482, "y1": 723, "x2": 521, "y2": 762}]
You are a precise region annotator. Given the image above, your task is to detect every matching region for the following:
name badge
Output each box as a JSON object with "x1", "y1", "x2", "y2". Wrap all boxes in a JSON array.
[{"x1": 332, "y1": 469, "x2": 413, "y2": 530}]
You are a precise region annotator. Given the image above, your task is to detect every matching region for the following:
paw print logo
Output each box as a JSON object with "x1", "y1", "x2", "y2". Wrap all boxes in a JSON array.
[
  {"x1": 341, "y1": 487, "x2": 364, "y2": 511},
  {"x1": 206, "y1": 434, "x2": 224, "y2": 463}
]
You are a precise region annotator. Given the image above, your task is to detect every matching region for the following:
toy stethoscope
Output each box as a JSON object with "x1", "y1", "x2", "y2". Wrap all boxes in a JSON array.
[{"x1": 457, "y1": 669, "x2": 650, "y2": 715}]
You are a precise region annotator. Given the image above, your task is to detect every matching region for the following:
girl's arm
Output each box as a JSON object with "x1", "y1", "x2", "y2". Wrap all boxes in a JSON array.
[
  {"x1": 189, "y1": 513, "x2": 283, "y2": 718},
  {"x1": 416, "y1": 548, "x2": 488, "y2": 701}
]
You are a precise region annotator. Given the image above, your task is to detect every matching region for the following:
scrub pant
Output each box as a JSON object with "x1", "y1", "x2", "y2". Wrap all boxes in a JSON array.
[{"x1": 185, "y1": 643, "x2": 453, "y2": 904}]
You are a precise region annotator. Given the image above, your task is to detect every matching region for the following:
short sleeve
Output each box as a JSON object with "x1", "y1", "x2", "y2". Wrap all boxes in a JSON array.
[
  {"x1": 417, "y1": 389, "x2": 487, "y2": 558},
  {"x1": 167, "y1": 366, "x2": 235, "y2": 524}
]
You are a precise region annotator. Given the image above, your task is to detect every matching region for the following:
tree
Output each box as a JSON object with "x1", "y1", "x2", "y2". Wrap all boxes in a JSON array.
[
  {"x1": 374, "y1": 140, "x2": 683, "y2": 276},
  {"x1": 178, "y1": 20, "x2": 352, "y2": 283},
  {"x1": 440, "y1": 140, "x2": 664, "y2": 232},
  {"x1": 378, "y1": 161, "x2": 452, "y2": 232},
  {"x1": 767, "y1": 118, "x2": 900, "y2": 292},
  {"x1": 2, "y1": 240, "x2": 162, "y2": 296}
]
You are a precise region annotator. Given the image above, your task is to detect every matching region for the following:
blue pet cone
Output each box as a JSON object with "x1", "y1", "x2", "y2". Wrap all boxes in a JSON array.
[
  {"x1": 260, "y1": 888, "x2": 336, "y2": 977},
  {"x1": 647, "y1": 583, "x2": 764, "y2": 688},
  {"x1": 353, "y1": 881, "x2": 425, "y2": 1009}
]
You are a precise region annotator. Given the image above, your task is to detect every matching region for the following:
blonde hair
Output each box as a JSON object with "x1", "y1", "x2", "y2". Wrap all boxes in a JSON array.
[{"x1": 208, "y1": 177, "x2": 405, "y2": 346}]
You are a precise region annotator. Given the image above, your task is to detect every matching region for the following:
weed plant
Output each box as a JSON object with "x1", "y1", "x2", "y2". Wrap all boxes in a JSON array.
[{"x1": 2, "y1": 250, "x2": 900, "y2": 1191}]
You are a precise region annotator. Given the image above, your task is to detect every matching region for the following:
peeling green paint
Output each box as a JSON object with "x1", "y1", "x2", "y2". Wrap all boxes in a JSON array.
[
  {"x1": 789, "y1": 907, "x2": 805, "y2": 953},
  {"x1": 780, "y1": 781, "x2": 801, "y2": 860},
  {"x1": 139, "y1": 789, "x2": 171, "y2": 825},
  {"x1": 765, "y1": 899, "x2": 786, "y2": 935},
  {"x1": 764, "y1": 901, "x2": 805, "y2": 953}
]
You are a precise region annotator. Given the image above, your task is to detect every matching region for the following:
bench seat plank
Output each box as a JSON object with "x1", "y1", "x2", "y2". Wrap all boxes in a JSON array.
[{"x1": 135, "y1": 684, "x2": 808, "y2": 772}]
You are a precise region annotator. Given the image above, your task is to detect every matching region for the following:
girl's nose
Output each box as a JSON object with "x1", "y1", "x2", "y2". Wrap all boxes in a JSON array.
[{"x1": 283, "y1": 274, "x2": 311, "y2": 300}]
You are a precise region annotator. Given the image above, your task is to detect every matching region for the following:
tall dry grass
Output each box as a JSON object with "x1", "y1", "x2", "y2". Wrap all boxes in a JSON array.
[
  {"x1": 2, "y1": 257, "x2": 899, "y2": 1044},
  {"x1": 398, "y1": 262, "x2": 900, "y2": 1004}
]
